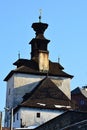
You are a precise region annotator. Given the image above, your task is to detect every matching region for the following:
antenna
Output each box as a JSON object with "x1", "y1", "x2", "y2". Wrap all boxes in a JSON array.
[
  {"x1": 39, "y1": 9, "x2": 42, "y2": 22},
  {"x1": 18, "y1": 51, "x2": 20, "y2": 59}
]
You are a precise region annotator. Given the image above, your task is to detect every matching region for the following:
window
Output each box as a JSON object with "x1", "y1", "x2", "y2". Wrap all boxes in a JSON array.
[
  {"x1": 37, "y1": 113, "x2": 40, "y2": 118},
  {"x1": 80, "y1": 100, "x2": 84, "y2": 105},
  {"x1": 8, "y1": 88, "x2": 11, "y2": 95},
  {"x1": 17, "y1": 113, "x2": 19, "y2": 120},
  {"x1": 13, "y1": 115, "x2": 15, "y2": 122}
]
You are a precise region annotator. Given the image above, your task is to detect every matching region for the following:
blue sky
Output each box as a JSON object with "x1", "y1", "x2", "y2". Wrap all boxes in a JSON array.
[{"x1": 0, "y1": 0, "x2": 87, "y2": 113}]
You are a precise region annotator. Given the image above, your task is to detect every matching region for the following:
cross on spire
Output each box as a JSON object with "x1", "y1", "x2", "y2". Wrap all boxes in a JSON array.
[{"x1": 39, "y1": 9, "x2": 42, "y2": 22}]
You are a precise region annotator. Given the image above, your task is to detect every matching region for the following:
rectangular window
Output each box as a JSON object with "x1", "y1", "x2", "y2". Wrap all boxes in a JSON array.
[
  {"x1": 13, "y1": 115, "x2": 15, "y2": 122},
  {"x1": 37, "y1": 113, "x2": 40, "y2": 118},
  {"x1": 8, "y1": 88, "x2": 11, "y2": 95},
  {"x1": 80, "y1": 100, "x2": 84, "y2": 105},
  {"x1": 17, "y1": 113, "x2": 19, "y2": 120}
]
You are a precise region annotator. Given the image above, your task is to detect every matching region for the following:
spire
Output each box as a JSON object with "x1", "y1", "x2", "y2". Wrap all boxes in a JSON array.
[
  {"x1": 29, "y1": 17, "x2": 50, "y2": 59},
  {"x1": 39, "y1": 9, "x2": 42, "y2": 23},
  {"x1": 29, "y1": 15, "x2": 50, "y2": 72}
]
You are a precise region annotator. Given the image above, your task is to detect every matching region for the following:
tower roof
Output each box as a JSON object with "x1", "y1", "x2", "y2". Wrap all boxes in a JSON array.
[
  {"x1": 4, "y1": 59, "x2": 73, "y2": 81},
  {"x1": 29, "y1": 20, "x2": 50, "y2": 59},
  {"x1": 4, "y1": 18, "x2": 73, "y2": 81}
]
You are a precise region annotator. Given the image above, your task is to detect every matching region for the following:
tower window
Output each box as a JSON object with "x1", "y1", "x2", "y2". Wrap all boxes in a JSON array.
[
  {"x1": 36, "y1": 113, "x2": 40, "y2": 118},
  {"x1": 8, "y1": 88, "x2": 11, "y2": 95},
  {"x1": 17, "y1": 113, "x2": 19, "y2": 120},
  {"x1": 13, "y1": 115, "x2": 15, "y2": 122}
]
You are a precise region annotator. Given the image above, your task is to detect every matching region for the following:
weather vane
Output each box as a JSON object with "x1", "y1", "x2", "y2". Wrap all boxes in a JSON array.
[{"x1": 39, "y1": 9, "x2": 42, "y2": 22}]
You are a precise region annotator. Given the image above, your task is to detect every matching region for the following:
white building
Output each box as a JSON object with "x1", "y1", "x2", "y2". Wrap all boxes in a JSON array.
[{"x1": 4, "y1": 17, "x2": 74, "y2": 128}]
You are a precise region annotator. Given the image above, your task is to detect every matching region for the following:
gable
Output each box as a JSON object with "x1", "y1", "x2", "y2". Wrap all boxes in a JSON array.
[
  {"x1": 21, "y1": 78, "x2": 72, "y2": 110},
  {"x1": 29, "y1": 78, "x2": 69, "y2": 100}
]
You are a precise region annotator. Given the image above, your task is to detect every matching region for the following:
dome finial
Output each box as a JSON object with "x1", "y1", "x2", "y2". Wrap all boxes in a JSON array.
[{"x1": 39, "y1": 9, "x2": 42, "y2": 22}]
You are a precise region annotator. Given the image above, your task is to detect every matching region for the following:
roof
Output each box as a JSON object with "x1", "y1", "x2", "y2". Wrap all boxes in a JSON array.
[
  {"x1": 71, "y1": 87, "x2": 87, "y2": 98},
  {"x1": 34, "y1": 110, "x2": 87, "y2": 130},
  {"x1": 14, "y1": 77, "x2": 75, "y2": 111},
  {"x1": 4, "y1": 59, "x2": 73, "y2": 81}
]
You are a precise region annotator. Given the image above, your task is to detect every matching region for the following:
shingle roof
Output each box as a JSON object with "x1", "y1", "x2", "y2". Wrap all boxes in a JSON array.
[
  {"x1": 34, "y1": 111, "x2": 87, "y2": 130},
  {"x1": 71, "y1": 87, "x2": 87, "y2": 98},
  {"x1": 19, "y1": 78, "x2": 74, "y2": 110},
  {"x1": 4, "y1": 59, "x2": 73, "y2": 81}
]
